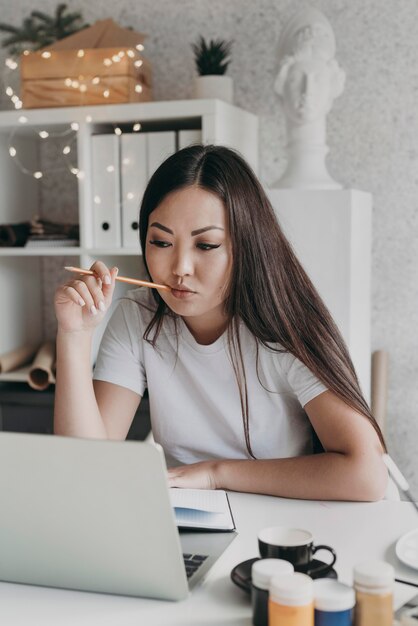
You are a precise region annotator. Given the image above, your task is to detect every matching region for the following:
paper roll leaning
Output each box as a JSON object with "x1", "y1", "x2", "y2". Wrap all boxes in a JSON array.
[
  {"x1": 28, "y1": 342, "x2": 56, "y2": 390},
  {"x1": 0, "y1": 343, "x2": 39, "y2": 373}
]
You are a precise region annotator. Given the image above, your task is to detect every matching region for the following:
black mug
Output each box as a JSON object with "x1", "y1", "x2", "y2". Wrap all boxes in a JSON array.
[{"x1": 258, "y1": 526, "x2": 337, "y2": 576}]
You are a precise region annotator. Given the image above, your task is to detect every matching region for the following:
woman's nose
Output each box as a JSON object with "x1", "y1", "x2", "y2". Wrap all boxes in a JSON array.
[{"x1": 171, "y1": 249, "x2": 194, "y2": 278}]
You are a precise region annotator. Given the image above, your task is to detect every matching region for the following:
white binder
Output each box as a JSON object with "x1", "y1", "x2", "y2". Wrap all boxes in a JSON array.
[
  {"x1": 147, "y1": 131, "x2": 176, "y2": 178},
  {"x1": 91, "y1": 134, "x2": 121, "y2": 248},
  {"x1": 178, "y1": 129, "x2": 202, "y2": 149},
  {"x1": 120, "y1": 133, "x2": 147, "y2": 249}
]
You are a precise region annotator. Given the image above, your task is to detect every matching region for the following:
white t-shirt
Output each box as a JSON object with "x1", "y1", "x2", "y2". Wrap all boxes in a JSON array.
[{"x1": 93, "y1": 289, "x2": 328, "y2": 468}]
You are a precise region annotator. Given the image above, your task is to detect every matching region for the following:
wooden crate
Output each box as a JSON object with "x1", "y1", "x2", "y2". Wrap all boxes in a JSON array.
[{"x1": 20, "y1": 47, "x2": 152, "y2": 109}]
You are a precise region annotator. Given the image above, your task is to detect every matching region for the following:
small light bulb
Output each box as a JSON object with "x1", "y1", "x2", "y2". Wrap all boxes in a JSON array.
[
  {"x1": 18, "y1": 116, "x2": 28, "y2": 124},
  {"x1": 71, "y1": 80, "x2": 79, "y2": 89},
  {"x1": 65, "y1": 78, "x2": 72, "y2": 86},
  {"x1": 5, "y1": 86, "x2": 13, "y2": 96},
  {"x1": 39, "y1": 130, "x2": 49, "y2": 139},
  {"x1": 33, "y1": 171, "x2": 43, "y2": 179},
  {"x1": 23, "y1": 50, "x2": 30, "y2": 56},
  {"x1": 41, "y1": 51, "x2": 51, "y2": 59},
  {"x1": 103, "y1": 89, "x2": 110, "y2": 98},
  {"x1": 118, "y1": 51, "x2": 125, "y2": 57},
  {"x1": 71, "y1": 122, "x2": 79, "y2": 131},
  {"x1": 103, "y1": 58, "x2": 112, "y2": 67},
  {"x1": 92, "y1": 76, "x2": 100, "y2": 85},
  {"x1": 94, "y1": 195, "x2": 101, "y2": 204},
  {"x1": 127, "y1": 192, "x2": 134, "y2": 200},
  {"x1": 122, "y1": 157, "x2": 130, "y2": 165},
  {"x1": 63, "y1": 145, "x2": 71, "y2": 155},
  {"x1": 15, "y1": 101, "x2": 22, "y2": 109},
  {"x1": 133, "y1": 123, "x2": 141, "y2": 132},
  {"x1": 11, "y1": 95, "x2": 18, "y2": 103},
  {"x1": 134, "y1": 59, "x2": 143, "y2": 68},
  {"x1": 70, "y1": 167, "x2": 79, "y2": 175},
  {"x1": 127, "y1": 50, "x2": 135, "y2": 58},
  {"x1": 76, "y1": 171, "x2": 84, "y2": 180},
  {"x1": 136, "y1": 44, "x2": 145, "y2": 51},
  {"x1": 112, "y1": 55, "x2": 120, "y2": 63},
  {"x1": 135, "y1": 84, "x2": 143, "y2": 93},
  {"x1": 85, "y1": 115, "x2": 92, "y2": 123},
  {"x1": 106, "y1": 165, "x2": 115, "y2": 172},
  {"x1": 9, "y1": 146, "x2": 16, "y2": 157},
  {"x1": 77, "y1": 49, "x2": 85, "y2": 58},
  {"x1": 114, "y1": 127, "x2": 122, "y2": 136},
  {"x1": 80, "y1": 84, "x2": 87, "y2": 92}
]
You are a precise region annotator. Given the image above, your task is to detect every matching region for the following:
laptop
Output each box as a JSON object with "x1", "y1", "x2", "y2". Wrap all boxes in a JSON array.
[{"x1": 0, "y1": 432, "x2": 236, "y2": 600}]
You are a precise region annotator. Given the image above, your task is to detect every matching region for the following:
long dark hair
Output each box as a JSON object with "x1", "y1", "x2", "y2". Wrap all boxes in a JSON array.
[{"x1": 139, "y1": 144, "x2": 386, "y2": 456}]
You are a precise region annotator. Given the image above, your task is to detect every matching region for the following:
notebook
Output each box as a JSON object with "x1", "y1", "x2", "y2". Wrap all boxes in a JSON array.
[
  {"x1": 170, "y1": 488, "x2": 235, "y2": 531},
  {"x1": 0, "y1": 432, "x2": 236, "y2": 600}
]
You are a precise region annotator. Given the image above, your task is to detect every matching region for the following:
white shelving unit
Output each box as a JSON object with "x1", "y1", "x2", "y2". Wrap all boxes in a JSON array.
[{"x1": 0, "y1": 99, "x2": 258, "y2": 378}]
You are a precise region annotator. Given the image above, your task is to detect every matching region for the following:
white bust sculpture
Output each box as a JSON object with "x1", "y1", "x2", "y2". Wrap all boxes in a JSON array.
[{"x1": 273, "y1": 8, "x2": 346, "y2": 189}]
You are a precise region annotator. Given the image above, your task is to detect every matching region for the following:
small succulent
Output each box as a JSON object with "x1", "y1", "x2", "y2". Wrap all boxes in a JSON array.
[
  {"x1": 191, "y1": 36, "x2": 233, "y2": 76},
  {"x1": 0, "y1": 4, "x2": 89, "y2": 56}
]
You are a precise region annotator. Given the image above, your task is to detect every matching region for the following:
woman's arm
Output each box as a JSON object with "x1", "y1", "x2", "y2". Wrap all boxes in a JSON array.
[
  {"x1": 168, "y1": 390, "x2": 388, "y2": 501},
  {"x1": 53, "y1": 261, "x2": 140, "y2": 440}
]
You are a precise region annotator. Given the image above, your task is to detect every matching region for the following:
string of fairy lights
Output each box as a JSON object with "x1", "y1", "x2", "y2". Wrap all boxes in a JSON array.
[{"x1": 3, "y1": 44, "x2": 146, "y2": 189}]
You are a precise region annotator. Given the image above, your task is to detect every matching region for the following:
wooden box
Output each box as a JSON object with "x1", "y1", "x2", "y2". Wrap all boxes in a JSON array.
[{"x1": 20, "y1": 46, "x2": 152, "y2": 108}]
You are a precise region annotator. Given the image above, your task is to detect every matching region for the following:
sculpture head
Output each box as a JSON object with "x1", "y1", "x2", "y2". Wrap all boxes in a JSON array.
[{"x1": 275, "y1": 8, "x2": 345, "y2": 124}]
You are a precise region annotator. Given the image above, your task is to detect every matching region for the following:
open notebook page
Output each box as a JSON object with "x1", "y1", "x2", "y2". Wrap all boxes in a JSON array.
[{"x1": 169, "y1": 488, "x2": 235, "y2": 531}]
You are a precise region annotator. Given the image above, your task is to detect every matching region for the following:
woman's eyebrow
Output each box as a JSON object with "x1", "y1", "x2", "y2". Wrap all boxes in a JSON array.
[
  {"x1": 149, "y1": 222, "x2": 173, "y2": 234},
  {"x1": 191, "y1": 226, "x2": 224, "y2": 236},
  {"x1": 149, "y1": 222, "x2": 224, "y2": 236}
]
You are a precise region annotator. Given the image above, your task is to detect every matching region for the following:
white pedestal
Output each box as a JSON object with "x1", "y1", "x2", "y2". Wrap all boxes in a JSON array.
[{"x1": 267, "y1": 189, "x2": 372, "y2": 402}]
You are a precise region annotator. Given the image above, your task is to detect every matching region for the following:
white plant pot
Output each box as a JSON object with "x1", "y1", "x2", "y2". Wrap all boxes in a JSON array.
[{"x1": 193, "y1": 75, "x2": 233, "y2": 104}]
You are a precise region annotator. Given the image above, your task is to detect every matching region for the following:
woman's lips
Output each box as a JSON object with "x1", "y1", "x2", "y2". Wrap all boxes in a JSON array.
[{"x1": 171, "y1": 288, "x2": 196, "y2": 299}]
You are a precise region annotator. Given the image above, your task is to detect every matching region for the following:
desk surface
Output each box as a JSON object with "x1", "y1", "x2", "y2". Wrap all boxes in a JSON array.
[{"x1": 1, "y1": 493, "x2": 418, "y2": 626}]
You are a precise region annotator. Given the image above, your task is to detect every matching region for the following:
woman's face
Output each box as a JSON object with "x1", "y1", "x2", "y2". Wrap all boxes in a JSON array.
[{"x1": 145, "y1": 185, "x2": 233, "y2": 328}]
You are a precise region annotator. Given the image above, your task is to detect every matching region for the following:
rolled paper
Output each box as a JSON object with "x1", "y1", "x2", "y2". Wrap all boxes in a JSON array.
[
  {"x1": 371, "y1": 350, "x2": 389, "y2": 436},
  {"x1": 28, "y1": 341, "x2": 56, "y2": 391},
  {"x1": 0, "y1": 343, "x2": 39, "y2": 373}
]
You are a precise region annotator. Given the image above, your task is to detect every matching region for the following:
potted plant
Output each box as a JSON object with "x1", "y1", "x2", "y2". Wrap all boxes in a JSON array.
[{"x1": 191, "y1": 35, "x2": 233, "y2": 103}]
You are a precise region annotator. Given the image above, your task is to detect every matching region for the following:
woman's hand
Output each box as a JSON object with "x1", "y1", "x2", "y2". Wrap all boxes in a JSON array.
[
  {"x1": 54, "y1": 261, "x2": 118, "y2": 334},
  {"x1": 168, "y1": 461, "x2": 219, "y2": 490}
]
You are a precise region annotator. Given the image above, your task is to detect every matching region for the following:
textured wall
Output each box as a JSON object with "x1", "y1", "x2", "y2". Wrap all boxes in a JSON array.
[{"x1": 0, "y1": 0, "x2": 417, "y2": 492}]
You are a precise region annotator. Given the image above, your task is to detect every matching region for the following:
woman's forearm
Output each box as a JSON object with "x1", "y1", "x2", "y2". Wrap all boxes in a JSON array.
[
  {"x1": 214, "y1": 452, "x2": 388, "y2": 502},
  {"x1": 54, "y1": 329, "x2": 107, "y2": 439}
]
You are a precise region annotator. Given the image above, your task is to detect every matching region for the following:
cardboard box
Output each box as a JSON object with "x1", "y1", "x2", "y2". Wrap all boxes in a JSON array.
[{"x1": 20, "y1": 19, "x2": 153, "y2": 108}]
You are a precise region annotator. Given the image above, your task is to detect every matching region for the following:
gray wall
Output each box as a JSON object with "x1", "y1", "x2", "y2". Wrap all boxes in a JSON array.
[{"x1": 1, "y1": 0, "x2": 417, "y2": 492}]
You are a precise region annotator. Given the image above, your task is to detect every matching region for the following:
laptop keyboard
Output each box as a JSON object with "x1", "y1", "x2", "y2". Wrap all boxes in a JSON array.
[{"x1": 183, "y1": 553, "x2": 208, "y2": 579}]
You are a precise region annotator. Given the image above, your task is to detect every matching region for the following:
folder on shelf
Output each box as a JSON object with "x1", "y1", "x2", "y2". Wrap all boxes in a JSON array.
[
  {"x1": 178, "y1": 129, "x2": 202, "y2": 149},
  {"x1": 147, "y1": 131, "x2": 176, "y2": 179},
  {"x1": 120, "y1": 133, "x2": 147, "y2": 249},
  {"x1": 91, "y1": 134, "x2": 121, "y2": 248}
]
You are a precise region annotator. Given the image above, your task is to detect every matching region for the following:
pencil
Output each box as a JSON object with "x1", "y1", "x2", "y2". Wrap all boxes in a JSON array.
[{"x1": 64, "y1": 266, "x2": 170, "y2": 292}]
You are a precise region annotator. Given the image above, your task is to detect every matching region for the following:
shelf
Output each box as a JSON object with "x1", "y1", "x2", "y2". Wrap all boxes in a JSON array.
[
  {"x1": 0, "y1": 247, "x2": 142, "y2": 257},
  {"x1": 0, "y1": 247, "x2": 81, "y2": 256}
]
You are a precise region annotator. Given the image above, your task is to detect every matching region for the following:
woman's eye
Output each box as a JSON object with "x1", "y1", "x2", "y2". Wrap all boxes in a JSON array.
[
  {"x1": 196, "y1": 243, "x2": 221, "y2": 251},
  {"x1": 149, "y1": 240, "x2": 171, "y2": 248}
]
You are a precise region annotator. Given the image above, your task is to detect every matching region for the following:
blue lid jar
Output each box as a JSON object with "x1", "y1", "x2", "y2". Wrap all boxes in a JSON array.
[{"x1": 313, "y1": 579, "x2": 355, "y2": 626}]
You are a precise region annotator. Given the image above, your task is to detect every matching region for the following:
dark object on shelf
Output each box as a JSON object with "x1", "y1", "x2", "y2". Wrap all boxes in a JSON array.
[
  {"x1": 0, "y1": 382, "x2": 151, "y2": 440},
  {"x1": 0, "y1": 217, "x2": 79, "y2": 247},
  {"x1": 0, "y1": 221, "x2": 31, "y2": 247},
  {"x1": 230, "y1": 557, "x2": 338, "y2": 595}
]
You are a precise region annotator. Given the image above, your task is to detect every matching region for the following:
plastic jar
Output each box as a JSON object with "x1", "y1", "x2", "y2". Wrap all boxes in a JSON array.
[
  {"x1": 269, "y1": 571, "x2": 314, "y2": 626},
  {"x1": 251, "y1": 558, "x2": 294, "y2": 626},
  {"x1": 353, "y1": 560, "x2": 394, "y2": 626},
  {"x1": 313, "y1": 579, "x2": 355, "y2": 626}
]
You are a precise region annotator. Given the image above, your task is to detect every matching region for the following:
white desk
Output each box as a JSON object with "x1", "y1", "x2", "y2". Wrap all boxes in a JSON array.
[{"x1": 1, "y1": 494, "x2": 417, "y2": 625}]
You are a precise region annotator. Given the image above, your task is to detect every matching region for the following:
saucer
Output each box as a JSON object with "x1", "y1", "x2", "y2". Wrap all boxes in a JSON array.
[
  {"x1": 230, "y1": 557, "x2": 338, "y2": 594},
  {"x1": 396, "y1": 528, "x2": 418, "y2": 570}
]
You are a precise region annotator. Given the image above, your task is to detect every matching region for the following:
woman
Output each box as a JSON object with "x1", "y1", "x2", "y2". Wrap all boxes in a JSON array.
[{"x1": 54, "y1": 144, "x2": 388, "y2": 501}]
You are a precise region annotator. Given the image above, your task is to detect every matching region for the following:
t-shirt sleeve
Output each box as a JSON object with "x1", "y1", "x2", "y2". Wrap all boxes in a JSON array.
[
  {"x1": 281, "y1": 352, "x2": 328, "y2": 407},
  {"x1": 93, "y1": 299, "x2": 146, "y2": 397}
]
